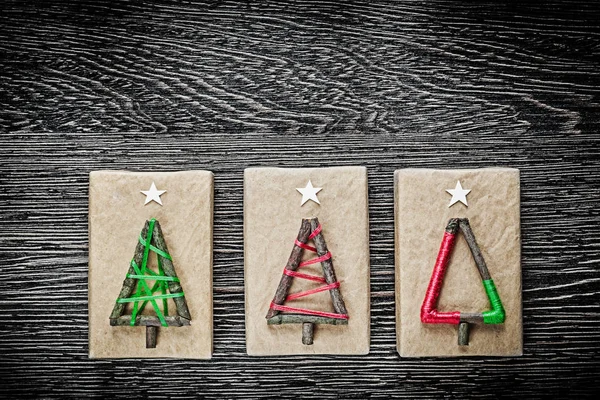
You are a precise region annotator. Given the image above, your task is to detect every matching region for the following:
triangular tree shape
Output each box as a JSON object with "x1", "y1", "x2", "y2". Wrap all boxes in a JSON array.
[
  {"x1": 420, "y1": 218, "x2": 505, "y2": 345},
  {"x1": 266, "y1": 217, "x2": 348, "y2": 345},
  {"x1": 110, "y1": 218, "x2": 191, "y2": 348}
]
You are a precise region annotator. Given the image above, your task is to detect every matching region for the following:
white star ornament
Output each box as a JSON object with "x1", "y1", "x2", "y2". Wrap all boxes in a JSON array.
[
  {"x1": 140, "y1": 182, "x2": 166, "y2": 206},
  {"x1": 296, "y1": 180, "x2": 322, "y2": 206},
  {"x1": 446, "y1": 180, "x2": 471, "y2": 207}
]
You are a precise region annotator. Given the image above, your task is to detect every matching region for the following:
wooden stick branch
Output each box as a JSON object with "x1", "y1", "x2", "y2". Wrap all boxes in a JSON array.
[
  {"x1": 146, "y1": 326, "x2": 158, "y2": 348},
  {"x1": 460, "y1": 312, "x2": 484, "y2": 324},
  {"x1": 265, "y1": 218, "x2": 312, "y2": 319},
  {"x1": 302, "y1": 323, "x2": 314, "y2": 345},
  {"x1": 267, "y1": 314, "x2": 348, "y2": 325},
  {"x1": 458, "y1": 219, "x2": 491, "y2": 281},
  {"x1": 110, "y1": 315, "x2": 191, "y2": 327},
  {"x1": 446, "y1": 218, "x2": 460, "y2": 234},
  {"x1": 310, "y1": 218, "x2": 348, "y2": 315},
  {"x1": 109, "y1": 220, "x2": 150, "y2": 320},
  {"x1": 458, "y1": 322, "x2": 469, "y2": 346},
  {"x1": 152, "y1": 220, "x2": 192, "y2": 320}
]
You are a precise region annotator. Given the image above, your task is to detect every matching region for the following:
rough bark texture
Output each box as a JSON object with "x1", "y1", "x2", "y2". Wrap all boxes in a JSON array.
[
  {"x1": 458, "y1": 219, "x2": 492, "y2": 281},
  {"x1": 1, "y1": 0, "x2": 600, "y2": 397},
  {"x1": 108, "y1": 221, "x2": 150, "y2": 319},
  {"x1": 302, "y1": 322, "x2": 314, "y2": 345},
  {"x1": 265, "y1": 218, "x2": 312, "y2": 319},
  {"x1": 459, "y1": 313, "x2": 484, "y2": 324},
  {"x1": 445, "y1": 218, "x2": 460, "y2": 235},
  {"x1": 152, "y1": 220, "x2": 192, "y2": 320},
  {"x1": 458, "y1": 322, "x2": 470, "y2": 346},
  {"x1": 310, "y1": 218, "x2": 348, "y2": 316},
  {"x1": 267, "y1": 314, "x2": 349, "y2": 326},
  {"x1": 109, "y1": 316, "x2": 191, "y2": 327},
  {"x1": 146, "y1": 326, "x2": 158, "y2": 349}
]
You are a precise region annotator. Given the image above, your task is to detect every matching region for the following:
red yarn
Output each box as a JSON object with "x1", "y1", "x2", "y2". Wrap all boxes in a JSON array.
[
  {"x1": 420, "y1": 231, "x2": 461, "y2": 324},
  {"x1": 270, "y1": 303, "x2": 348, "y2": 320},
  {"x1": 286, "y1": 282, "x2": 340, "y2": 301},
  {"x1": 308, "y1": 224, "x2": 322, "y2": 239},
  {"x1": 299, "y1": 251, "x2": 331, "y2": 267},
  {"x1": 295, "y1": 239, "x2": 317, "y2": 252},
  {"x1": 283, "y1": 269, "x2": 326, "y2": 283},
  {"x1": 270, "y1": 224, "x2": 348, "y2": 320}
]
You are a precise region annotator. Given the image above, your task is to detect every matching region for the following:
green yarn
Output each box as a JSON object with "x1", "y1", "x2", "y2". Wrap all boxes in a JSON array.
[
  {"x1": 482, "y1": 279, "x2": 505, "y2": 324},
  {"x1": 115, "y1": 218, "x2": 183, "y2": 327},
  {"x1": 117, "y1": 293, "x2": 184, "y2": 303}
]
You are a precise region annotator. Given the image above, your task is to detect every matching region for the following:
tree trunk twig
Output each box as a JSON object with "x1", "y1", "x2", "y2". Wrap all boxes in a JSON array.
[
  {"x1": 310, "y1": 218, "x2": 348, "y2": 315},
  {"x1": 265, "y1": 218, "x2": 312, "y2": 319},
  {"x1": 152, "y1": 220, "x2": 192, "y2": 320},
  {"x1": 302, "y1": 322, "x2": 314, "y2": 345},
  {"x1": 146, "y1": 326, "x2": 158, "y2": 348},
  {"x1": 458, "y1": 322, "x2": 470, "y2": 346},
  {"x1": 109, "y1": 220, "x2": 150, "y2": 319}
]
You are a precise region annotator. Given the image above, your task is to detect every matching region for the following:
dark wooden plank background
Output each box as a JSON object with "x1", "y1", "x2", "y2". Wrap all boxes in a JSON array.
[{"x1": 1, "y1": 0, "x2": 599, "y2": 398}]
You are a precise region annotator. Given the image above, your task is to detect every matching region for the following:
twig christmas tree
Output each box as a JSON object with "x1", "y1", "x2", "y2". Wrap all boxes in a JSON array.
[
  {"x1": 109, "y1": 218, "x2": 191, "y2": 348},
  {"x1": 266, "y1": 217, "x2": 348, "y2": 345},
  {"x1": 421, "y1": 218, "x2": 505, "y2": 345}
]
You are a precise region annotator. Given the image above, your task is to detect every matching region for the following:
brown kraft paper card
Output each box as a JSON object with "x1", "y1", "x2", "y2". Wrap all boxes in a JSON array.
[
  {"x1": 395, "y1": 168, "x2": 522, "y2": 357},
  {"x1": 88, "y1": 170, "x2": 213, "y2": 359},
  {"x1": 245, "y1": 167, "x2": 370, "y2": 355}
]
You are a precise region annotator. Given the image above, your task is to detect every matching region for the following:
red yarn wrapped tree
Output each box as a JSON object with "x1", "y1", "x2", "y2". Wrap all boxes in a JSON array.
[{"x1": 266, "y1": 217, "x2": 348, "y2": 345}]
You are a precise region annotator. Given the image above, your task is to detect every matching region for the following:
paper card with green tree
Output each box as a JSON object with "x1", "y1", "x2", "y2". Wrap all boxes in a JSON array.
[
  {"x1": 88, "y1": 170, "x2": 213, "y2": 359},
  {"x1": 109, "y1": 217, "x2": 191, "y2": 349}
]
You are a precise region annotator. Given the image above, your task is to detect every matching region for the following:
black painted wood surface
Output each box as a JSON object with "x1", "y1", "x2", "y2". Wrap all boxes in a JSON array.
[{"x1": 1, "y1": 1, "x2": 599, "y2": 398}]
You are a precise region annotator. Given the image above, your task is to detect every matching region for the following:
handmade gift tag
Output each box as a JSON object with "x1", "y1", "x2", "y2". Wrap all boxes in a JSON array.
[
  {"x1": 88, "y1": 170, "x2": 213, "y2": 359},
  {"x1": 395, "y1": 168, "x2": 522, "y2": 357},
  {"x1": 244, "y1": 167, "x2": 370, "y2": 355}
]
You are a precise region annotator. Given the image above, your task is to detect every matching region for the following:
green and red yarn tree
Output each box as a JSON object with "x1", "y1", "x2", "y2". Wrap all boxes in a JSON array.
[{"x1": 421, "y1": 218, "x2": 505, "y2": 345}]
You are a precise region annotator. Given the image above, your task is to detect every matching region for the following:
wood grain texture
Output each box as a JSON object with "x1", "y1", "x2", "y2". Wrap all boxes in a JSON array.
[{"x1": 1, "y1": 0, "x2": 599, "y2": 398}]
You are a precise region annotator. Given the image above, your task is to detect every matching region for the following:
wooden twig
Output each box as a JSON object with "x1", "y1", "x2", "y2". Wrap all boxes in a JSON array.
[
  {"x1": 146, "y1": 326, "x2": 158, "y2": 348},
  {"x1": 445, "y1": 218, "x2": 460, "y2": 234},
  {"x1": 310, "y1": 218, "x2": 348, "y2": 315},
  {"x1": 460, "y1": 312, "x2": 484, "y2": 324},
  {"x1": 458, "y1": 322, "x2": 469, "y2": 346},
  {"x1": 302, "y1": 322, "x2": 314, "y2": 345},
  {"x1": 457, "y1": 219, "x2": 492, "y2": 346},
  {"x1": 152, "y1": 220, "x2": 192, "y2": 320},
  {"x1": 458, "y1": 219, "x2": 491, "y2": 281},
  {"x1": 109, "y1": 220, "x2": 150, "y2": 320},
  {"x1": 267, "y1": 314, "x2": 348, "y2": 325},
  {"x1": 265, "y1": 218, "x2": 312, "y2": 319},
  {"x1": 110, "y1": 315, "x2": 191, "y2": 327}
]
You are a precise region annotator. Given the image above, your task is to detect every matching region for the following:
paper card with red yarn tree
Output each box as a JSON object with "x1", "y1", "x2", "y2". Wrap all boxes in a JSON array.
[
  {"x1": 244, "y1": 167, "x2": 370, "y2": 356},
  {"x1": 395, "y1": 168, "x2": 522, "y2": 357},
  {"x1": 265, "y1": 217, "x2": 349, "y2": 346}
]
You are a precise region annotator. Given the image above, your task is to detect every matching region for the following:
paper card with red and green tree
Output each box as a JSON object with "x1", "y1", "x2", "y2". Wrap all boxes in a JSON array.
[{"x1": 395, "y1": 168, "x2": 522, "y2": 357}]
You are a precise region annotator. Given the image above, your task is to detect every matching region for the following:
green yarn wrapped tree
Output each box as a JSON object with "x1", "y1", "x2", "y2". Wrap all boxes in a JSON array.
[{"x1": 109, "y1": 218, "x2": 191, "y2": 348}]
